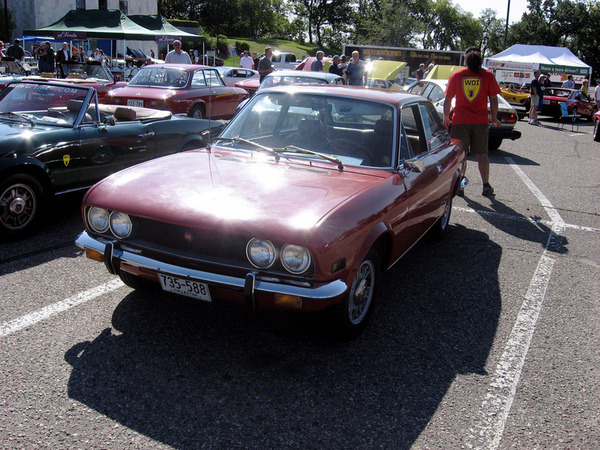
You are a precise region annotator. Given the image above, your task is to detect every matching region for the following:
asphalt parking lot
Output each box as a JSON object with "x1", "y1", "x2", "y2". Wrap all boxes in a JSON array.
[{"x1": 1, "y1": 114, "x2": 599, "y2": 449}]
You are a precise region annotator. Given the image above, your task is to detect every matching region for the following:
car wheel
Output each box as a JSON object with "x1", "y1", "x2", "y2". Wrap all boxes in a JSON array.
[
  {"x1": 594, "y1": 119, "x2": 600, "y2": 142},
  {"x1": 119, "y1": 270, "x2": 159, "y2": 292},
  {"x1": 429, "y1": 193, "x2": 453, "y2": 240},
  {"x1": 488, "y1": 137, "x2": 502, "y2": 151},
  {"x1": 0, "y1": 174, "x2": 44, "y2": 237},
  {"x1": 190, "y1": 105, "x2": 204, "y2": 119},
  {"x1": 333, "y1": 249, "x2": 379, "y2": 339}
]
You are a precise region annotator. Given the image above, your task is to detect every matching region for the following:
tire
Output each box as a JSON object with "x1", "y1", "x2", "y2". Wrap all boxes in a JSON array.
[
  {"x1": 189, "y1": 105, "x2": 204, "y2": 119},
  {"x1": 594, "y1": 119, "x2": 600, "y2": 142},
  {"x1": 0, "y1": 174, "x2": 44, "y2": 238},
  {"x1": 333, "y1": 249, "x2": 380, "y2": 339},
  {"x1": 429, "y1": 194, "x2": 453, "y2": 240},
  {"x1": 119, "y1": 270, "x2": 159, "y2": 292},
  {"x1": 488, "y1": 137, "x2": 502, "y2": 151}
]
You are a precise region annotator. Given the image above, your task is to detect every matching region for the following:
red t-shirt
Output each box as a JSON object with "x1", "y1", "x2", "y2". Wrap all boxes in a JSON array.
[{"x1": 446, "y1": 67, "x2": 501, "y2": 125}]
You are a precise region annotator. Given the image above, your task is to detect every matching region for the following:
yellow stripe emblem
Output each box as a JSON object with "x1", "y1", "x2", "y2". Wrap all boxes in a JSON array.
[{"x1": 462, "y1": 77, "x2": 481, "y2": 102}]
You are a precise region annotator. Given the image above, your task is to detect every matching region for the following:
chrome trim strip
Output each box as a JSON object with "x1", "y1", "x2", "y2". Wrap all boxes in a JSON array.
[{"x1": 76, "y1": 231, "x2": 347, "y2": 301}]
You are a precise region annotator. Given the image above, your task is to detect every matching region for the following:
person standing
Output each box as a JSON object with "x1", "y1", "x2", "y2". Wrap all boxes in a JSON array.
[
  {"x1": 257, "y1": 47, "x2": 274, "y2": 82},
  {"x1": 77, "y1": 46, "x2": 87, "y2": 62},
  {"x1": 581, "y1": 79, "x2": 589, "y2": 98},
  {"x1": 595, "y1": 80, "x2": 600, "y2": 106},
  {"x1": 6, "y1": 38, "x2": 25, "y2": 60},
  {"x1": 239, "y1": 50, "x2": 254, "y2": 69},
  {"x1": 38, "y1": 41, "x2": 55, "y2": 74},
  {"x1": 56, "y1": 42, "x2": 71, "y2": 77},
  {"x1": 252, "y1": 52, "x2": 260, "y2": 71},
  {"x1": 528, "y1": 69, "x2": 542, "y2": 125},
  {"x1": 329, "y1": 55, "x2": 343, "y2": 76},
  {"x1": 311, "y1": 51, "x2": 324, "y2": 72},
  {"x1": 346, "y1": 51, "x2": 367, "y2": 86},
  {"x1": 164, "y1": 40, "x2": 192, "y2": 64},
  {"x1": 416, "y1": 63, "x2": 425, "y2": 80},
  {"x1": 561, "y1": 74, "x2": 575, "y2": 89},
  {"x1": 444, "y1": 46, "x2": 501, "y2": 197}
]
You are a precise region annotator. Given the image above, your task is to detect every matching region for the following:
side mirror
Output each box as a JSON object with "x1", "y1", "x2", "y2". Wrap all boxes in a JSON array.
[
  {"x1": 103, "y1": 115, "x2": 116, "y2": 126},
  {"x1": 403, "y1": 159, "x2": 424, "y2": 173}
]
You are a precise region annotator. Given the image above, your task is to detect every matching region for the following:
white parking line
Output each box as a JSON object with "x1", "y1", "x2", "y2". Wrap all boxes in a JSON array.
[
  {"x1": 465, "y1": 156, "x2": 567, "y2": 449},
  {"x1": 0, "y1": 279, "x2": 124, "y2": 338}
]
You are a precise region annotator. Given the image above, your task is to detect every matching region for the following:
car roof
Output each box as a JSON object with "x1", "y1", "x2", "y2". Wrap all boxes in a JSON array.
[
  {"x1": 258, "y1": 84, "x2": 425, "y2": 106},
  {"x1": 144, "y1": 64, "x2": 215, "y2": 70},
  {"x1": 265, "y1": 70, "x2": 340, "y2": 81}
]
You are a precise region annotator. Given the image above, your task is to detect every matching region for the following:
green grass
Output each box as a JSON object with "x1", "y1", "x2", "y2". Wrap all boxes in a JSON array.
[{"x1": 221, "y1": 37, "x2": 328, "y2": 66}]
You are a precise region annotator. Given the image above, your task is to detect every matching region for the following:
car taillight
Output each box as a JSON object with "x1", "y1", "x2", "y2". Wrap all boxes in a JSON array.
[{"x1": 498, "y1": 111, "x2": 517, "y2": 124}]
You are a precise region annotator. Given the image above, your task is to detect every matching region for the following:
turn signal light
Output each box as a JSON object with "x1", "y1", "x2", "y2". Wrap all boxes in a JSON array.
[
  {"x1": 85, "y1": 248, "x2": 104, "y2": 263},
  {"x1": 274, "y1": 294, "x2": 302, "y2": 309}
]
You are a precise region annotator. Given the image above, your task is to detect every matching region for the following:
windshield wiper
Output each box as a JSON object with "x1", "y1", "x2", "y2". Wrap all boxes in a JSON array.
[
  {"x1": 0, "y1": 111, "x2": 35, "y2": 127},
  {"x1": 211, "y1": 136, "x2": 282, "y2": 161},
  {"x1": 282, "y1": 145, "x2": 344, "y2": 171}
]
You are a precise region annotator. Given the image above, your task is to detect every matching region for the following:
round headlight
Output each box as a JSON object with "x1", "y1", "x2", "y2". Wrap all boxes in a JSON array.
[
  {"x1": 281, "y1": 244, "x2": 311, "y2": 274},
  {"x1": 246, "y1": 238, "x2": 276, "y2": 268},
  {"x1": 110, "y1": 212, "x2": 132, "y2": 238},
  {"x1": 87, "y1": 207, "x2": 109, "y2": 233}
]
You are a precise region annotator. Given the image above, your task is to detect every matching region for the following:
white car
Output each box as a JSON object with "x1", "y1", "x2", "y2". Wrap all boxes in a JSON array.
[
  {"x1": 406, "y1": 78, "x2": 521, "y2": 151},
  {"x1": 215, "y1": 66, "x2": 259, "y2": 87}
]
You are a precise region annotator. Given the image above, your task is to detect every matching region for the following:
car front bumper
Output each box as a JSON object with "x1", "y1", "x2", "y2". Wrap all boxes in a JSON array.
[{"x1": 76, "y1": 231, "x2": 348, "y2": 310}]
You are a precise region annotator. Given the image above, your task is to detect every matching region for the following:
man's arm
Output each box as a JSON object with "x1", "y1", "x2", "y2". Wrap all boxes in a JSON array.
[
  {"x1": 443, "y1": 94, "x2": 453, "y2": 129},
  {"x1": 489, "y1": 95, "x2": 501, "y2": 127}
]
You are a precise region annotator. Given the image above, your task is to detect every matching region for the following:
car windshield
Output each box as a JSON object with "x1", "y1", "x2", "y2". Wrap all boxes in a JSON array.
[
  {"x1": 219, "y1": 91, "x2": 396, "y2": 168},
  {"x1": 0, "y1": 82, "x2": 93, "y2": 126},
  {"x1": 0, "y1": 58, "x2": 26, "y2": 75},
  {"x1": 59, "y1": 62, "x2": 113, "y2": 82},
  {"x1": 128, "y1": 66, "x2": 191, "y2": 88}
]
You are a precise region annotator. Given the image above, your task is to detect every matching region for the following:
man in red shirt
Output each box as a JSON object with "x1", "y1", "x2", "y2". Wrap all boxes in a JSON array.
[{"x1": 444, "y1": 47, "x2": 501, "y2": 196}]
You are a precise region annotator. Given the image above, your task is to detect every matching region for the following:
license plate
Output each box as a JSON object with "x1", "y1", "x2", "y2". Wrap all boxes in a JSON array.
[
  {"x1": 127, "y1": 99, "x2": 144, "y2": 108},
  {"x1": 158, "y1": 273, "x2": 212, "y2": 302}
]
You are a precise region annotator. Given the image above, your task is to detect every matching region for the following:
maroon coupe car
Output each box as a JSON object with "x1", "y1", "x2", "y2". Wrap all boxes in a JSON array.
[
  {"x1": 76, "y1": 85, "x2": 466, "y2": 337},
  {"x1": 541, "y1": 87, "x2": 597, "y2": 119},
  {"x1": 104, "y1": 64, "x2": 248, "y2": 119}
]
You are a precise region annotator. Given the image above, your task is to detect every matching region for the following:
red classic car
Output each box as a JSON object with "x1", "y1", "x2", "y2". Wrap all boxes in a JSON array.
[
  {"x1": 540, "y1": 87, "x2": 597, "y2": 119},
  {"x1": 76, "y1": 85, "x2": 467, "y2": 338},
  {"x1": 104, "y1": 64, "x2": 248, "y2": 119},
  {"x1": 593, "y1": 110, "x2": 600, "y2": 141},
  {"x1": 25, "y1": 60, "x2": 127, "y2": 100}
]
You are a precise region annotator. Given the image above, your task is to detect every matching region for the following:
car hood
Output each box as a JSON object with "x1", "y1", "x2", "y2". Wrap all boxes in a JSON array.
[{"x1": 86, "y1": 148, "x2": 388, "y2": 242}]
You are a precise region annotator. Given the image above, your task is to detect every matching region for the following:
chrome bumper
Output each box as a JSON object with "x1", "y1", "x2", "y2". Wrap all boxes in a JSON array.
[{"x1": 75, "y1": 231, "x2": 348, "y2": 305}]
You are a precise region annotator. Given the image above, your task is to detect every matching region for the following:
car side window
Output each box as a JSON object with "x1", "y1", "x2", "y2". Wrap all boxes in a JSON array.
[
  {"x1": 418, "y1": 102, "x2": 447, "y2": 152},
  {"x1": 429, "y1": 85, "x2": 445, "y2": 103},
  {"x1": 204, "y1": 69, "x2": 225, "y2": 87},
  {"x1": 192, "y1": 71, "x2": 207, "y2": 87},
  {"x1": 400, "y1": 104, "x2": 427, "y2": 155}
]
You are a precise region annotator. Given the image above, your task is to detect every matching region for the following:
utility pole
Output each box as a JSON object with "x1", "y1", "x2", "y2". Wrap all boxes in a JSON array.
[{"x1": 504, "y1": 0, "x2": 511, "y2": 49}]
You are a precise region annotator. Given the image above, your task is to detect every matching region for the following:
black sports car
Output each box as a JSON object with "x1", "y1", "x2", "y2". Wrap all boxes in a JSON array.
[{"x1": 0, "y1": 80, "x2": 225, "y2": 237}]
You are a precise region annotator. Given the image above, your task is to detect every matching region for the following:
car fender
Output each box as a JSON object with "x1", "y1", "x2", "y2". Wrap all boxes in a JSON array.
[
  {"x1": 0, "y1": 156, "x2": 54, "y2": 195},
  {"x1": 350, "y1": 221, "x2": 394, "y2": 274}
]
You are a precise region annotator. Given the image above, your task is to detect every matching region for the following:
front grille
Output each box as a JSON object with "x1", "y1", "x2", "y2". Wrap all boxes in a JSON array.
[{"x1": 120, "y1": 217, "x2": 314, "y2": 278}]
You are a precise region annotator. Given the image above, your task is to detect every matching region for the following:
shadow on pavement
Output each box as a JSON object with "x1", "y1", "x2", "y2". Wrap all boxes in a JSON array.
[{"x1": 65, "y1": 225, "x2": 502, "y2": 449}]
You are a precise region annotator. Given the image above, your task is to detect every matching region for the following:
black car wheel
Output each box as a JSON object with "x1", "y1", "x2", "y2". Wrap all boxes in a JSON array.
[
  {"x1": 0, "y1": 174, "x2": 44, "y2": 237},
  {"x1": 429, "y1": 194, "x2": 453, "y2": 239},
  {"x1": 333, "y1": 249, "x2": 380, "y2": 339},
  {"x1": 488, "y1": 137, "x2": 503, "y2": 151},
  {"x1": 594, "y1": 119, "x2": 600, "y2": 142},
  {"x1": 190, "y1": 105, "x2": 204, "y2": 119}
]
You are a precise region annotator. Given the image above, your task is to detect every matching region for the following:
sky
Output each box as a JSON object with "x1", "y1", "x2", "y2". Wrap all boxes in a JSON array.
[{"x1": 454, "y1": 0, "x2": 530, "y2": 23}]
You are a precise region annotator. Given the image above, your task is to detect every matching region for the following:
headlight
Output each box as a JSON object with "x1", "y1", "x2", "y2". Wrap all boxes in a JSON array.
[
  {"x1": 110, "y1": 212, "x2": 132, "y2": 238},
  {"x1": 246, "y1": 238, "x2": 276, "y2": 268},
  {"x1": 281, "y1": 244, "x2": 311, "y2": 274},
  {"x1": 87, "y1": 207, "x2": 109, "y2": 233}
]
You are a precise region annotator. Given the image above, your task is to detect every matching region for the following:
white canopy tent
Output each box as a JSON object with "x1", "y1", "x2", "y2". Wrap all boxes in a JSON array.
[{"x1": 484, "y1": 44, "x2": 592, "y2": 86}]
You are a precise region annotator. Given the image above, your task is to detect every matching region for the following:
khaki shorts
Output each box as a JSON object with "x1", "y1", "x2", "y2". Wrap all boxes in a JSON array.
[{"x1": 450, "y1": 123, "x2": 489, "y2": 155}]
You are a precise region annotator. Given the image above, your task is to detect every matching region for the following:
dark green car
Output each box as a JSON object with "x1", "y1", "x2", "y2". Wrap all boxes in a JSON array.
[{"x1": 0, "y1": 80, "x2": 225, "y2": 238}]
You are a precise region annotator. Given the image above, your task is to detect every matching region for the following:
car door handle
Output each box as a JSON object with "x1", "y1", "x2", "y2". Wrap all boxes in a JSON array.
[
  {"x1": 138, "y1": 131, "x2": 155, "y2": 138},
  {"x1": 437, "y1": 165, "x2": 443, "y2": 173}
]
